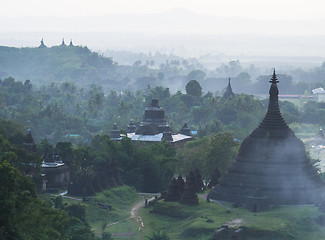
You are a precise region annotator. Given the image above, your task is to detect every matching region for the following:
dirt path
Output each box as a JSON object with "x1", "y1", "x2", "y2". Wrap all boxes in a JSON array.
[
  {"x1": 107, "y1": 195, "x2": 155, "y2": 237},
  {"x1": 129, "y1": 196, "x2": 155, "y2": 231}
]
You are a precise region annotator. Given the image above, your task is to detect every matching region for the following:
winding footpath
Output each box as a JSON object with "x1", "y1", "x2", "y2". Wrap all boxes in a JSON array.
[{"x1": 108, "y1": 195, "x2": 156, "y2": 238}]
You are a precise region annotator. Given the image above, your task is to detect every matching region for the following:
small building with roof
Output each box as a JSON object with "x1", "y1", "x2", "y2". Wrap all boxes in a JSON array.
[
  {"x1": 312, "y1": 87, "x2": 325, "y2": 102},
  {"x1": 41, "y1": 152, "x2": 70, "y2": 191}
]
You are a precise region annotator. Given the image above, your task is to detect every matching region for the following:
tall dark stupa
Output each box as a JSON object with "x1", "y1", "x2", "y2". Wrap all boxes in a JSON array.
[
  {"x1": 223, "y1": 77, "x2": 234, "y2": 99},
  {"x1": 209, "y1": 70, "x2": 325, "y2": 205}
]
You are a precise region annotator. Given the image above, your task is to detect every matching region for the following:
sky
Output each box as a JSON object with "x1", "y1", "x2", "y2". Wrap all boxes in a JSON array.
[
  {"x1": 1, "y1": 0, "x2": 325, "y2": 59},
  {"x1": 1, "y1": 0, "x2": 325, "y2": 20}
]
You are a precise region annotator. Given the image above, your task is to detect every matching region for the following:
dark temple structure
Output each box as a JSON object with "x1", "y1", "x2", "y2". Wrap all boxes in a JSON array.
[
  {"x1": 209, "y1": 70, "x2": 325, "y2": 206},
  {"x1": 135, "y1": 98, "x2": 171, "y2": 135},
  {"x1": 126, "y1": 99, "x2": 192, "y2": 147},
  {"x1": 223, "y1": 77, "x2": 234, "y2": 99}
]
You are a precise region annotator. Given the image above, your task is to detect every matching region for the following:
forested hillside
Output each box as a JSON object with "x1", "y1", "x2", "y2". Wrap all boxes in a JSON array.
[{"x1": 2, "y1": 45, "x2": 325, "y2": 95}]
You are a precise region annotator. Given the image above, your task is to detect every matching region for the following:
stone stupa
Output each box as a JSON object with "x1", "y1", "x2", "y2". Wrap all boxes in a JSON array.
[
  {"x1": 209, "y1": 70, "x2": 325, "y2": 206},
  {"x1": 223, "y1": 77, "x2": 235, "y2": 99}
]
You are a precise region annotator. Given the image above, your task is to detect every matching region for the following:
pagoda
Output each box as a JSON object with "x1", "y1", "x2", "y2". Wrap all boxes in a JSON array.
[
  {"x1": 23, "y1": 129, "x2": 37, "y2": 152},
  {"x1": 39, "y1": 38, "x2": 47, "y2": 48},
  {"x1": 126, "y1": 120, "x2": 136, "y2": 133},
  {"x1": 61, "y1": 38, "x2": 66, "y2": 46},
  {"x1": 109, "y1": 123, "x2": 121, "y2": 140},
  {"x1": 209, "y1": 70, "x2": 325, "y2": 205},
  {"x1": 179, "y1": 122, "x2": 191, "y2": 136},
  {"x1": 223, "y1": 77, "x2": 234, "y2": 99}
]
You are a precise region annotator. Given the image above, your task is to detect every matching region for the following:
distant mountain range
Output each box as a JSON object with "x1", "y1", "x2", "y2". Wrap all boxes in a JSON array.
[
  {"x1": 1, "y1": 8, "x2": 325, "y2": 35},
  {"x1": 1, "y1": 8, "x2": 325, "y2": 58}
]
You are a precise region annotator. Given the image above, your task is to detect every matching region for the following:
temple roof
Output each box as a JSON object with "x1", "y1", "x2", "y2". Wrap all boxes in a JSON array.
[
  {"x1": 42, "y1": 152, "x2": 65, "y2": 168},
  {"x1": 136, "y1": 99, "x2": 171, "y2": 135},
  {"x1": 126, "y1": 120, "x2": 136, "y2": 133},
  {"x1": 179, "y1": 123, "x2": 191, "y2": 136},
  {"x1": 209, "y1": 70, "x2": 325, "y2": 205},
  {"x1": 109, "y1": 123, "x2": 121, "y2": 139}
]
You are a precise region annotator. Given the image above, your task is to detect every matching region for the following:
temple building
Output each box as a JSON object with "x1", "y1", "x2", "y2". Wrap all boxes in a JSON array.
[
  {"x1": 41, "y1": 152, "x2": 70, "y2": 191},
  {"x1": 123, "y1": 99, "x2": 192, "y2": 147},
  {"x1": 223, "y1": 77, "x2": 234, "y2": 99},
  {"x1": 209, "y1": 70, "x2": 325, "y2": 207}
]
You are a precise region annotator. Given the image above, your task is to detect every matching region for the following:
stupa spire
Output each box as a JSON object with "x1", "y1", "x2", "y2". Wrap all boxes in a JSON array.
[
  {"x1": 223, "y1": 77, "x2": 234, "y2": 99},
  {"x1": 252, "y1": 69, "x2": 288, "y2": 137}
]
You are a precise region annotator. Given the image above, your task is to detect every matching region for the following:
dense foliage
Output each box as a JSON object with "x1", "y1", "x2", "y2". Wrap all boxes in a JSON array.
[
  {"x1": 0, "y1": 76, "x2": 267, "y2": 143},
  {"x1": 2, "y1": 45, "x2": 325, "y2": 95},
  {"x1": 177, "y1": 133, "x2": 240, "y2": 179},
  {"x1": 0, "y1": 129, "x2": 94, "y2": 240}
]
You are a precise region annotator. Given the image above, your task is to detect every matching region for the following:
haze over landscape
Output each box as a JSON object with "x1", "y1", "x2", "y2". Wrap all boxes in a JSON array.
[
  {"x1": 3, "y1": 1, "x2": 325, "y2": 240},
  {"x1": 1, "y1": 0, "x2": 325, "y2": 69}
]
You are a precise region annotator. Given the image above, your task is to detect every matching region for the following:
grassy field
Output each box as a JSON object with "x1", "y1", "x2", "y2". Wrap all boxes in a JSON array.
[
  {"x1": 139, "y1": 198, "x2": 325, "y2": 240},
  {"x1": 46, "y1": 186, "x2": 143, "y2": 239},
  {"x1": 43, "y1": 186, "x2": 325, "y2": 240}
]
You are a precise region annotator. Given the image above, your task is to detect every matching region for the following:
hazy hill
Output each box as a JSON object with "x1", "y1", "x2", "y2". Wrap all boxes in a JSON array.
[
  {"x1": 0, "y1": 45, "x2": 123, "y2": 89},
  {"x1": 0, "y1": 45, "x2": 202, "y2": 93}
]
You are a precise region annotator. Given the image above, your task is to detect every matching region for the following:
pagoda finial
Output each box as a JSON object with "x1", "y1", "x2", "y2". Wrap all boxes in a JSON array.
[
  {"x1": 228, "y1": 77, "x2": 231, "y2": 85},
  {"x1": 270, "y1": 68, "x2": 279, "y2": 84}
]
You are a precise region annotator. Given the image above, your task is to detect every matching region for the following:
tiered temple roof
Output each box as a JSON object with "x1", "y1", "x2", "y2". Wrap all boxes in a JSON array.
[
  {"x1": 209, "y1": 70, "x2": 325, "y2": 205},
  {"x1": 126, "y1": 99, "x2": 192, "y2": 145},
  {"x1": 109, "y1": 123, "x2": 121, "y2": 140},
  {"x1": 136, "y1": 99, "x2": 171, "y2": 135},
  {"x1": 179, "y1": 123, "x2": 191, "y2": 136},
  {"x1": 126, "y1": 120, "x2": 137, "y2": 133}
]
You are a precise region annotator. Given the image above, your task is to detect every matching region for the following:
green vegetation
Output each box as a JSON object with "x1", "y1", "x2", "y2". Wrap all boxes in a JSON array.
[
  {"x1": 140, "y1": 199, "x2": 325, "y2": 240},
  {"x1": 83, "y1": 186, "x2": 139, "y2": 237},
  {"x1": 177, "y1": 133, "x2": 239, "y2": 179},
  {"x1": 2, "y1": 46, "x2": 325, "y2": 240},
  {"x1": 0, "y1": 132, "x2": 94, "y2": 240}
]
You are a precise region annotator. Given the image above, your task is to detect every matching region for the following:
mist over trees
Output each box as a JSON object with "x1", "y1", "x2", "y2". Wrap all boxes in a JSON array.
[{"x1": 2, "y1": 45, "x2": 325, "y2": 95}]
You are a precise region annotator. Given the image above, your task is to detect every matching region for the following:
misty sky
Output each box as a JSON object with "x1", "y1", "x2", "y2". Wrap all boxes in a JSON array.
[
  {"x1": 1, "y1": 0, "x2": 325, "y2": 59},
  {"x1": 2, "y1": 0, "x2": 325, "y2": 20}
]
